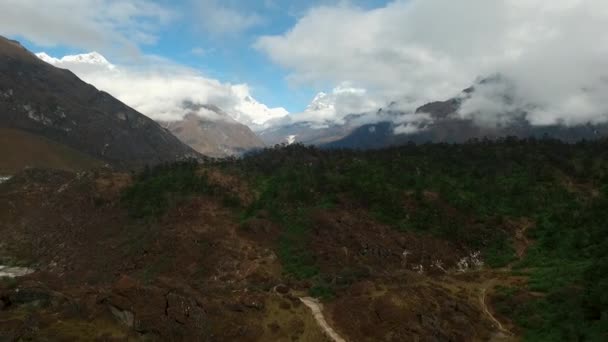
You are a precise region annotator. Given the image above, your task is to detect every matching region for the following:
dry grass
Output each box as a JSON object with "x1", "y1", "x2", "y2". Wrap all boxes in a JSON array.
[{"x1": 0, "y1": 128, "x2": 101, "y2": 174}]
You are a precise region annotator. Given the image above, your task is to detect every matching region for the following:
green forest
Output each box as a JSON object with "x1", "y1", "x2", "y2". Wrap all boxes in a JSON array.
[{"x1": 122, "y1": 137, "x2": 608, "y2": 341}]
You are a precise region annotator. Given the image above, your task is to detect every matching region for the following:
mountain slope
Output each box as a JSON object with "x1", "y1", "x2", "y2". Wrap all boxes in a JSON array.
[
  {"x1": 161, "y1": 104, "x2": 265, "y2": 158},
  {"x1": 2, "y1": 141, "x2": 606, "y2": 340},
  {"x1": 0, "y1": 127, "x2": 102, "y2": 174},
  {"x1": 0, "y1": 36, "x2": 196, "y2": 168}
]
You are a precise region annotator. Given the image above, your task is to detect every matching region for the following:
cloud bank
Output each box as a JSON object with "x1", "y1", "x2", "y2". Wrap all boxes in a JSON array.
[
  {"x1": 0, "y1": 0, "x2": 174, "y2": 54},
  {"x1": 37, "y1": 52, "x2": 288, "y2": 128},
  {"x1": 256, "y1": 0, "x2": 608, "y2": 128}
]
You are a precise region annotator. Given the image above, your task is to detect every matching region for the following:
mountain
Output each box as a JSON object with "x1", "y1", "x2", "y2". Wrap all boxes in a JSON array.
[
  {"x1": 161, "y1": 103, "x2": 265, "y2": 158},
  {"x1": 258, "y1": 88, "x2": 380, "y2": 146},
  {"x1": 35, "y1": 51, "x2": 289, "y2": 133},
  {"x1": 258, "y1": 120, "x2": 355, "y2": 146},
  {"x1": 259, "y1": 75, "x2": 608, "y2": 150},
  {"x1": 36, "y1": 51, "x2": 116, "y2": 70},
  {"x1": 0, "y1": 36, "x2": 196, "y2": 170},
  {"x1": 268, "y1": 78, "x2": 608, "y2": 150}
]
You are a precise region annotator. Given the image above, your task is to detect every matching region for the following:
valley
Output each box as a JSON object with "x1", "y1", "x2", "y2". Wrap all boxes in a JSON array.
[
  {"x1": 1, "y1": 140, "x2": 606, "y2": 341},
  {"x1": 1, "y1": 3, "x2": 607, "y2": 339}
]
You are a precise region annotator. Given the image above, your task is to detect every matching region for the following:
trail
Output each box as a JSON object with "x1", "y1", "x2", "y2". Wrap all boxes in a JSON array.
[
  {"x1": 479, "y1": 220, "x2": 533, "y2": 341},
  {"x1": 480, "y1": 283, "x2": 514, "y2": 340},
  {"x1": 300, "y1": 297, "x2": 346, "y2": 342}
]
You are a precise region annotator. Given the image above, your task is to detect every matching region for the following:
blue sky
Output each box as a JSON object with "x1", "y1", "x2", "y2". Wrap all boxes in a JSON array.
[{"x1": 13, "y1": 0, "x2": 392, "y2": 113}]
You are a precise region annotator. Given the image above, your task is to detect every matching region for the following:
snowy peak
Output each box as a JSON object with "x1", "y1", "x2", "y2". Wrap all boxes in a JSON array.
[
  {"x1": 306, "y1": 92, "x2": 334, "y2": 112},
  {"x1": 33, "y1": 51, "x2": 287, "y2": 130},
  {"x1": 62, "y1": 52, "x2": 113, "y2": 67},
  {"x1": 230, "y1": 85, "x2": 289, "y2": 128},
  {"x1": 36, "y1": 51, "x2": 115, "y2": 70},
  {"x1": 35, "y1": 52, "x2": 59, "y2": 64}
]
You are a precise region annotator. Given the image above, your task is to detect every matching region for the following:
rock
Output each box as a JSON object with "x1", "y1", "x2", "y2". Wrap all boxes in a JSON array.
[
  {"x1": 109, "y1": 305, "x2": 135, "y2": 327},
  {"x1": 275, "y1": 284, "x2": 289, "y2": 294},
  {"x1": 0, "y1": 265, "x2": 34, "y2": 278}
]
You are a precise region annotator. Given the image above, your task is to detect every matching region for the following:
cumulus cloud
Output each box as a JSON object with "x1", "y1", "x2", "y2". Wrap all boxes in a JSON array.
[
  {"x1": 37, "y1": 52, "x2": 288, "y2": 127},
  {"x1": 0, "y1": 0, "x2": 174, "y2": 53},
  {"x1": 256, "y1": 0, "x2": 608, "y2": 127}
]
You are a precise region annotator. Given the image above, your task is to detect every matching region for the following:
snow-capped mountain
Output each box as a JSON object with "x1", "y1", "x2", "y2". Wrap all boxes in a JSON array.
[
  {"x1": 230, "y1": 85, "x2": 288, "y2": 129},
  {"x1": 34, "y1": 52, "x2": 59, "y2": 64},
  {"x1": 35, "y1": 52, "x2": 288, "y2": 130},
  {"x1": 0, "y1": 36, "x2": 196, "y2": 167},
  {"x1": 36, "y1": 52, "x2": 115, "y2": 70},
  {"x1": 258, "y1": 86, "x2": 383, "y2": 145},
  {"x1": 305, "y1": 92, "x2": 333, "y2": 112}
]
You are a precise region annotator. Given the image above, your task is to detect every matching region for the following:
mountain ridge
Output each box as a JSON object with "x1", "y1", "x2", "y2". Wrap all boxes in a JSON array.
[{"x1": 0, "y1": 36, "x2": 198, "y2": 170}]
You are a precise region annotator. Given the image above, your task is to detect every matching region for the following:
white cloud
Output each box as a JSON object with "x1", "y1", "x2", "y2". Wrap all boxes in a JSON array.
[
  {"x1": 286, "y1": 84, "x2": 381, "y2": 125},
  {"x1": 193, "y1": 0, "x2": 263, "y2": 36},
  {"x1": 0, "y1": 0, "x2": 174, "y2": 54},
  {"x1": 256, "y1": 0, "x2": 608, "y2": 127},
  {"x1": 37, "y1": 52, "x2": 288, "y2": 127}
]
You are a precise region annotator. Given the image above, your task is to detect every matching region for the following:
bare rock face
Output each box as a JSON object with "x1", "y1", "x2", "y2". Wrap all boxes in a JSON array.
[
  {"x1": 0, "y1": 36, "x2": 197, "y2": 168},
  {"x1": 162, "y1": 105, "x2": 265, "y2": 158}
]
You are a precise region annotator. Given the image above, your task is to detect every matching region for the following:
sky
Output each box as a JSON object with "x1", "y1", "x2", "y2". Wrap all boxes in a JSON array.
[
  {"x1": 0, "y1": 0, "x2": 391, "y2": 116},
  {"x1": 1, "y1": 0, "x2": 608, "y2": 130}
]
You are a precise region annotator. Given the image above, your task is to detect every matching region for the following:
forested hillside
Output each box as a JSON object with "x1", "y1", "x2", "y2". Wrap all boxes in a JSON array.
[
  {"x1": 2, "y1": 138, "x2": 607, "y2": 341},
  {"x1": 124, "y1": 138, "x2": 608, "y2": 340}
]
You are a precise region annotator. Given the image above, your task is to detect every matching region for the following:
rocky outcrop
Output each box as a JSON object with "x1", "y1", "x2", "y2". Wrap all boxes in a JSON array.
[{"x1": 101, "y1": 276, "x2": 207, "y2": 340}]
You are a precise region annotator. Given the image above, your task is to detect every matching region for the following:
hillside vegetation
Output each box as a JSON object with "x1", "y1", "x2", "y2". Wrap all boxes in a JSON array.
[
  {"x1": 123, "y1": 138, "x2": 608, "y2": 340},
  {"x1": 2, "y1": 137, "x2": 607, "y2": 341}
]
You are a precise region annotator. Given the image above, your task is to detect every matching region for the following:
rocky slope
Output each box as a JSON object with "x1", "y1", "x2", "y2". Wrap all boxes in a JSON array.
[
  {"x1": 161, "y1": 104, "x2": 265, "y2": 158},
  {"x1": 0, "y1": 36, "x2": 197, "y2": 169}
]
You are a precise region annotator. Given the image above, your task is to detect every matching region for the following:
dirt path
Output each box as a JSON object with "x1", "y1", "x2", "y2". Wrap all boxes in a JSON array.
[
  {"x1": 300, "y1": 297, "x2": 346, "y2": 342},
  {"x1": 477, "y1": 219, "x2": 534, "y2": 341},
  {"x1": 480, "y1": 282, "x2": 514, "y2": 340}
]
